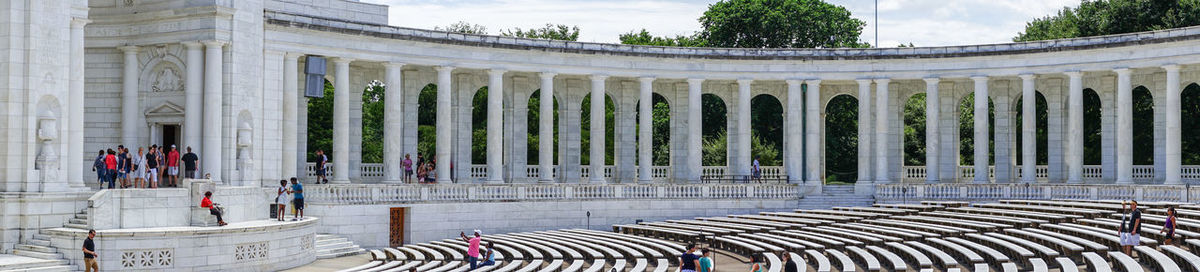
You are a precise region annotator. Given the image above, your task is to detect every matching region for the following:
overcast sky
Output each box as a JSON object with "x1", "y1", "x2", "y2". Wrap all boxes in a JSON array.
[{"x1": 359, "y1": 0, "x2": 1080, "y2": 47}]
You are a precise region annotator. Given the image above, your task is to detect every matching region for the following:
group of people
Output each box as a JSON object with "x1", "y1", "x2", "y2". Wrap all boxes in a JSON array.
[
  {"x1": 679, "y1": 244, "x2": 716, "y2": 272},
  {"x1": 407, "y1": 154, "x2": 438, "y2": 184},
  {"x1": 91, "y1": 144, "x2": 198, "y2": 189},
  {"x1": 460, "y1": 230, "x2": 496, "y2": 270},
  {"x1": 274, "y1": 177, "x2": 307, "y2": 221},
  {"x1": 1118, "y1": 200, "x2": 1178, "y2": 256}
]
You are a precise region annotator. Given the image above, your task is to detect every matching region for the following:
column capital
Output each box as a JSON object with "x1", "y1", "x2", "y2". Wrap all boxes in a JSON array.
[
  {"x1": 1163, "y1": 64, "x2": 1182, "y2": 72},
  {"x1": 71, "y1": 18, "x2": 92, "y2": 28},
  {"x1": 871, "y1": 78, "x2": 886, "y2": 85},
  {"x1": 331, "y1": 57, "x2": 354, "y2": 65},
  {"x1": 488, "y1": 69, "x2": 507, "y2": 77},
  {"x1": 1018, "y1": 73, "x2": 1036, "y2": 81},
  {"x1": 969, "y1": 75, "x2": 989, "y2": 82},
  {"x1": 922, "y1": 77, "x2": 940, "y2": 84},
  {"x1": 638, "y1": 77, "x2": 655, "y2": 84},
  {"x1": 435, "y1": 66, "x2": 456, "y2": 73},
  {"x1": 855, "y1": 79, "x2": 872, "y2": 85},
  {"x1": 1113, "y1": 67, "x2": 1132, "y2": 76},
  {"x1": 589, "y1": 74, "x2": 609, "y2": 81},
  {"x1": 538, "y1": 72, "x2": 557, "y2": 80},
  {"x1": 182, "y1": 41, "x2": 204, "y2": 50},
  {"x1": 285, "y1": 52, "x2": 306, "y2": 61},
  {"x1": 785, "y1": 79, "x2": 803, "y2": 85},
  {"x1": 200, "y1": 40, "x2": 227, "y2": 48},
  {"x1": 736, "y1": 78, "x2": 753, "y2": 85},
  {"x1": 806, "y1": 79, "x2": 822, "y2": 86},
  {"x1": 118, "y1": 45, "x2": 139, "y2": 54},
  {"x1": 1064, "y1": 71, "x2": 1083, "y2": 78},
  {"x1": 686, "y1": 78, "x2": 705, "y2": 85}
]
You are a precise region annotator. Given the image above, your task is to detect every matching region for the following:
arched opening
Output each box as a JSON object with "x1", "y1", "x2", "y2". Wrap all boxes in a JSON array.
[
  {"x1": 471, "y1": 87, "x2": 489, "y2": 164},
  {"x1": 417, "y1": 84, "x2": 437, "y2": 161},
  {"x1": 1083, "y1": 89, "x2": 1102, "y2": 165},
  {"x1": 701, "y1": 94, "x2": 728, "y2": 166},
  {"x1": 1183, "y1": 83, "x2": 1200, "y2": 165},
  {"x1": 1014, "y1": 92, "x2": 1049, "y2": 166},
  {"x1": 635, "y1": 93, "x2": 672, "y2": 166},
  {"x1": 1132, "y1": 86, "x2": 1154, "y2": 165},
  {"x1": 903, "y1": 93, "x2": 926, "y2": 166},
  {"x1": 580, "y1": 94, "x2": 616, "y2": 165},
  {"x1": 527, "y1": 90, "x2": 560, "y2": 165},
  {"x1": 306, "y1": 79, "x2": 334, "y2": 162},
  {"x1": 825, "y1": 94, "x2": 858, "y2": 183},
  {"x1": 959, "y1": 93, "x2": 996, "y2": 165},
  {"x1": 360, "y1": 80, "x2": 385, "y2": 163},
  {"x1": 750, "y1": 94, "x2": 783, "y2": 166}
]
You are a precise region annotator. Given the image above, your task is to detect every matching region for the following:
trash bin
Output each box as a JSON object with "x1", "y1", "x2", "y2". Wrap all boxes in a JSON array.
[{"x1": 270, "y1": 203, "x2": 280, "y2": 219}]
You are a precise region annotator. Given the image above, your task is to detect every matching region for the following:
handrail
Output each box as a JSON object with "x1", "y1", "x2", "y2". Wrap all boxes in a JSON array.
[
  {"x1": 305, "y1": 183, "x2": 802, "y2": 204},
  {"x1": 876, "y1": 183, "x2": 1197, "y2": 203}
]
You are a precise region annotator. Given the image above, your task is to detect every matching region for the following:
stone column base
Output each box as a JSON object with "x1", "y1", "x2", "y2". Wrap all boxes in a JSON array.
[{"x1": 854, "y1": 183, "x2": 876, "y2": 195}]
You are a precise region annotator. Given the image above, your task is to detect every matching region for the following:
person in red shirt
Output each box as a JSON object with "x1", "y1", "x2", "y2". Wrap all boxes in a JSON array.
[
  {"x1": 200, "y1": 191, "x2": 227, "y2": 226},
  {"x1": 104, "y1": 149, "x2": 118, "y2": 189},
  {"x1": 166, "y1": 145, "x2": 181, "y2": 187}
]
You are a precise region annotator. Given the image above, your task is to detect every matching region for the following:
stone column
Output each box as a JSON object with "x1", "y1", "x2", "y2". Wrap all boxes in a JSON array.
[
  {"x1": 1115, "y1": 68, "x2": 1133, "y2": 184},
  {"x1": 487, "y1": 69, "x2": 506, "y2": 183},
  {"x1": 1020, "y1": 74, "x2": 1037, "y2": 183},
  {"x1": 686, "y1": 78, "x2": 704, "y2": 183},
  {"x1": 183, "y1": 42, "x2": 205, "y2": 163},
  {"x1": 734, "y1": 79, "x2": 752, "y2": 176},
  {"x1": 589, "y1": 75, "x2": 608, "y2": 183},
  {"x1": 119, "y1": 46, "x2": 140, "y2": 147},
  {"x1": 1066, "y1": 71, "x2": 1084, "y2": 183},
  {"x1": 855, "y1": 79, "x2": 874, "y2": 184},
  {"x1": 972, "y1": 76, "x2": 990, "y2": 183},
  {"x1": 538, "y1": 73, "x2": 556, "y2": 182},
  {"x1": 435, "y1": 66, "x2": 454, "y2": 183},
  {"x1": 924, "y1": 78, "x2": 940, "y2": 183},
  {"x1": 331, "y1": 58, "x2": 352, "y2": 183},
  {"x1": 382, "y1": 62, "x2": 405, "y2": 183},
  {"x1": 1164, "y1": 65, "x2": 1182, "y2": 184},
  {"x1": 68, "y1": 18, "x2": 88, "y2": 188},
  {"x1": 638, "y1": 77, "x2": 654, "y2": 183},
  {"x1": 785, "y1": 80, "x2": 803, "y2": 184},
  {"x1": 806, "y1": 80, "x2": 822, "y2": 185},
  {"x1": 200, "y1": 41, "x2": 225, "y2": 181},
  {"x1": 281, "y1": 53, "x2": 301, "y2": 179},
  {"x1": 874, "y1": 79, "x2": 890, "y2": 183}
]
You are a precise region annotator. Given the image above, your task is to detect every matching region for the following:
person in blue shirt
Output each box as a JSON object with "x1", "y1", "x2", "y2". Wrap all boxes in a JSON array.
[
  {"x1": 698, "y1": 248, "x2": 713, "y2": 272},
  {"x1": 290, "y1": 177, "x2": 304, "y2": 221},
  {"x1": 478, "y1": 242, "x2": 497, "y2": 267}
]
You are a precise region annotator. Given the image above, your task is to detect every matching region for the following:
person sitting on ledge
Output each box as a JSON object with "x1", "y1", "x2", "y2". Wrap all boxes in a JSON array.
[{"x1": 201, "y1": 191, "x2": 227, "y2": 226}]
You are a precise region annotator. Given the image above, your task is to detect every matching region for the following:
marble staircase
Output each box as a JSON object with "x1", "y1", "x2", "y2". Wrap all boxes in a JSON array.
[
  {"x1": 315, "y1": 234, "x2": 365, "y2": 259},
  {"x1": 795, "y1": 185, "x2": 875, "y2": 210},
  {"x1": 3, "y1": 210, "x2": 87, "y2": 272}
]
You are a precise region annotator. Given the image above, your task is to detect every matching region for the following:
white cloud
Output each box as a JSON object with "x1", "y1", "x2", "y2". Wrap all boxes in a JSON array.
[{"x1": 359, "y1": 0, "x2": 1082, "y2": 46}]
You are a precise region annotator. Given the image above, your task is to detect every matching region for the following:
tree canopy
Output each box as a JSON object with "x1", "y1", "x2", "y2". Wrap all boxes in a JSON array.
[
  {"x1": 620, "y1": 0, "x2": 869, "y2": 48},
  {"x1": 501, "y1": 24, "x2": 581, "y2": 41},
  {"x1": 1014, "y1": 0, "x2": 1200, "y2": 42},
  {"x1": 435, "y1": 21, "x2": 488, "y2": 34}
]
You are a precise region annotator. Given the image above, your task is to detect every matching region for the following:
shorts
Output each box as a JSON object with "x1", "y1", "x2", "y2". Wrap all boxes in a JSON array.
[
  {"x1": 147, "y1": 169, "x2": 159, "y2": 182},
  {"x1": 316, "y1": 166, "x2": 326, "y2": 176},
  {"x1": 276, "y1": 197, "x2": 288, "y2": 205},
  {"x1": 405, "y1": 170, "x2": 413, "y2": 176},
  {"x1": 168, "y1": 167, "x2": 178, "y2": 175},
  {"x1": 1120, "y1": 232, "x2": 1141, "y2": 246},
  {"x1": 117, "y1": 172, "x2": 126, "y2": 179},
  {"x1": 293, "y1": 198, "x2": 305, "y2": 210},
  {"x1": 185, "y1": 170, "x2": 196, "y2": 179},
  {"x1": 130, "y1": 169, "x2": 142, "y2": 179}
]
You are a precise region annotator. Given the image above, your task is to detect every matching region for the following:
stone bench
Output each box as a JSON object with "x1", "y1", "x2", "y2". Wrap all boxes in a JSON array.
[
  {"x1": 1159, "y1": 245, "x2": 1200, "y2": 272},
  {"x1": 1106, "y1": 251, "x2": 1142, "y2": 272},
  {"x1": 905, "y1": 241, "x2": 961, "y2": 271},
  {"x1": 734, "y1": 214, "x2": 831, "y2": 225},
  {"x1": 844, "y1": 246, "x2": 881, "y2": 272},
  {"x1": 944, "y1": 237, "x2": 1011, "y2": 268},
  {"x1": 835, "y1": 206, "x2": 918, "y2": 215},
  {"x1": 865, "y1": 245, "x2": 907, "y2": 272},
  {"x1": 865, "y1": 218, "x2": 974, "y2": 235},
  {"x1": 922, "y1": 211, "x2": 1043, "y2": 228},
  {"x1": 698, "y1": 216, "x2": 802, "y2": 229},
  {"x1": 1057, "y1": 257, "x2": 1080, "y2": 272},
  {"x1": 897, "y1": 215, "x2": 1008, "y2": 231},
  {"x1": 1021, "y1": 228, "x2": 1108, "y2": 252},
  {"x1": 885, "y1": 242, "x2": 933, "y2": 271},
  {"x1": 964, "y1": 233, "x2": 1035, "y2": 269},
  {"x1": 836, "y1": 222, "x2": 932, "y2": 240},
  {"x1": 1081, "y1": 252, "x2": 1111, "y2": 272},
  {"x1": 665, "y1": 219, "x2": 769, "y2": 232},
  {"x1": 804, "y1": 249, "x2": 832, "y2": 272},
  {"x1": 926, "y1": 238, "x2": 985, "y2": 268},
  {"x1": 765, "y1": 211, "x2": 861, "y2": 222},
  {"x1": 985, "y1": 233, "x2": 1060, "y2": 260},
  {"x1": 826, "y1": 249, "x2": 857, "y2": 272},
  {"x1": 774, "y1": 229, "x2": 855, "y2": 248},
  {"x1": 799, "y1": 209, "x2": 891, "y2": 219},
  {"x1": 813, "y1": 226, "x2": 901, "y2": 243},
  {"x1": 1134, "y1": 245, "x2": 1179, "y2": 272},
  {"x1": 1003, "y1": 229, "x2": 1084, "y2": 258}
]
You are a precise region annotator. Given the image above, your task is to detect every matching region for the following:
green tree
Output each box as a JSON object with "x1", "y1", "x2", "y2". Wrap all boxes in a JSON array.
[
  {"x1": 825, "y1": 95, "x2": 857, "y2": 183},
  {"x1": 750, "y1": 95, "x2": 783, "y2": 166},
  {"x1": 527, "y1": 90, "x2": 560, "y2": 165},
  {"x1": 306, "y1": 80, "x2": 334, "y2": 162},
  {"x1": 699, "y1": 0, "x2": 870, "y2": 48},
  {"x1": 959, "y1": 93, "x2": 996, "y2": 165},
  {"x1": 360, "y1": 81, "x2": 385, "y2": 163},
  {"x1": 618, "y1": 29, "x2": 708, "y2": 47},
  {"x1": 702, "y1": 131, "x2": 728, "y2": 166},
  {"x1": 501, "y1": 24, "x2": 581, "y2": 41},
  {"x1": 903, "y1": 94, "x2": 926, "y2": 166},
  {"x1": 1014, "y1": 0, "x2": 1200, "y2": 42},
  {"x1": 651, "y1": 95, "x2": 672, "y2": 166},
  {"x1": 435, "y1": 21, "x2": 488, "y2": 34}
]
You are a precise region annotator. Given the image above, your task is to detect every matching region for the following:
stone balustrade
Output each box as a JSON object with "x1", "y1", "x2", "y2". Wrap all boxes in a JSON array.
[
  {"x1": 305, "y1": 183, "x2": 802, "y2": 205},
  {"x1": 876, "y1": 183, "x2": 1200, "y2": 203}
]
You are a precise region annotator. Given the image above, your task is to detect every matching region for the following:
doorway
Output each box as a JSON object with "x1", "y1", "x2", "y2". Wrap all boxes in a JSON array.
[
  {"x1": 389, "y1": 207, "x2": 407, "y2": 247},
  {"x1": 161, "y1": 124, "x2": 179, "y2": 148}
]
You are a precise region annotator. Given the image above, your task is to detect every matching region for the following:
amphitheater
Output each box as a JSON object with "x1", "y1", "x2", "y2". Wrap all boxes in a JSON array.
[{"x1": 6, "y1": 0, "x2": 1200, "y2": 271}]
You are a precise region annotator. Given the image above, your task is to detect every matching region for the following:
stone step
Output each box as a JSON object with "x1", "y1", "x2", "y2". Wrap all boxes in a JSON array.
[
  {"x1": 62, "y1": 223, "x2": 87, "y2": 230},
  {"x1": 315, "y1": 238, "x2": 348, "y2": 246},
  {"x1": 14, "y1": 245, "x2": 57, "y2": 254},
  {"x1": 0, "y1": 257, "x2": 68, "y2": 271},
  {"x1": 316, "y1": 247, "x2": 364, "y2": 259},
  {"x1": 12, "y1": 250, "x2": 62, "y2": 260},
  {"x1": 74, "y1": 213, "x2": 88, "y2": 220},
  {"x1": 67, "y1": 219, "x2": 87, "y2": 225},
  {"x1": 316, "y1": 241, "x2": 353, "y2": 250},
  {"x1": 0, "y1": 265, "x2": 74, "y2": 272},
  {"x1": 30, "y1": 234, "x2": 51, "y2": 242},
  {"x1": 26, "y1": 239, "x2": 51, "y2": 247}
]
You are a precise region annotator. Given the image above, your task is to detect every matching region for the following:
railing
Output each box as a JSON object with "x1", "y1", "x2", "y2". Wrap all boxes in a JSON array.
[
  {"x1": 958, "y1": 166, "x2": 995, "y2": 180},
  {"x1": 649, "y1": 166, "x2": 672, "y2": 179},
  {"x1": 1132, "y1": 165, "x2": 1155, "y2": 180},
  {"x1": 701, "y1": 166, "x2": 727, "y2": 177},
  {"x1": 1015, "y1": 165, "x2": 1050, "y2": 181},
  {"x1": 579, "y1": 166, "x2": 615, "y2": 179},
  {"x1": 525, "y1": 165, "x2": 558, "y2": 179},
  {"x1": 305, "y1": 183, "x2": 803, "y2": 204},
  {"x1": 361, "y1": 164, "x2": 383, "y2": 178},
  {"x1": 876, "y1": 183, "x2": 1200, "y2": 203},
  {"x1": 470, "y1": 165, "x2": 487, "y2": 179},
  {"x1": 1185, "y1": 165, "x2": 1200, "y2": 180},
  {"x1": 1083, "y1": 165, "x2": 1103, "y2": 179},
  {"x1": 902, "y1": 166, "x2": 927, "y2": 182}
]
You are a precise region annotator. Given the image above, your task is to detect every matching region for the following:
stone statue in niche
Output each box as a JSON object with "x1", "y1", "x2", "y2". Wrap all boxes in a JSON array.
[
  {"x1": 36, "y1": 115, "x2": 59, "y2": 182},
  {"x1": 152, "y1": 67, "x2": 182, "y2": 92},
  {"x1": 236, "y1": 121, "x2": 254, "y2": 180}
]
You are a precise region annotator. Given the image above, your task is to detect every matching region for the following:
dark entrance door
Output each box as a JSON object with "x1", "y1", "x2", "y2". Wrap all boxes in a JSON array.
[{"x1": 162, "y1": 124, "x2": 179, "y2": 149}]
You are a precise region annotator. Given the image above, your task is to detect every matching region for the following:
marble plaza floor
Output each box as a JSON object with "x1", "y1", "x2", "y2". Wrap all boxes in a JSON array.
[
  {"x1": 0, "y1": 254, "x2": 68, "y2": 270},
  {"x1": 285, "y1": 253, "x2": 369, "y2": 272}
]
